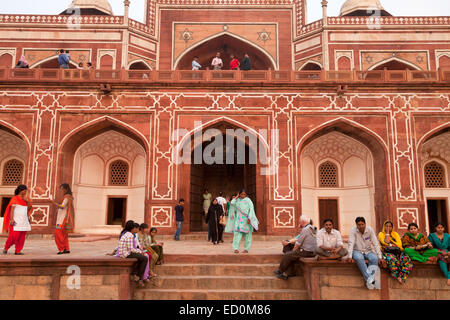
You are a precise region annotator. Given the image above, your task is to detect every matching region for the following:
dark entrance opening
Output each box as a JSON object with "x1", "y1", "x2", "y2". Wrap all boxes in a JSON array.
[
  {"x1": 319, "y1": 198, "x2": 339, "y2": 230},
  {"x1": 107, "y1": 197, "x2": 127, "y2": 226},
  {"x1": 427, "y1": 199, "x2": 449, "y2": 232},
  {"x1": 190, "y1": 133, "x2": 257, "y2": 232},
  {"x1": 1, "y1": 197, "x2": 12, "y2": 217}
]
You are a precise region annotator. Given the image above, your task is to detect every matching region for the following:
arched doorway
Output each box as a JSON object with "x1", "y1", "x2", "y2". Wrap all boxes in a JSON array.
[
  {"x1": 129, "y1": 61, "x2": 151, "y2": 70},
  {"x1": 58, "y1": 119, "x2": 148, "y2": 234},
  {"x1": 371, "y1": 58, "x2": 420, "y2": 71},
  {"x1": 176, "y1": 34, "x2": 275, "y2": 70},
  {"x1": 0, "y1": 127, "x2": 28, "y2": 227},
  {"x1": 0, "y1": 54, "x2": 13, "y2": 68},
  {"x1": 178, "y1": 121, "x2": 267, "y2": 233},
  {"x1": 299, "y1": 62, "x2": 322, "y2": 71},
  {"x1": 301, "y1": 131, "x2": 375, "y2": 235},
  {"x1": 419, "y1": 128, "x2": 450, "y2": 233},
  {"x1": 298, "y1": 121, "x2": 389, "y2": 233},
  {"x1": 32, "y1": 57, "x2": 78, "y2": 69}
]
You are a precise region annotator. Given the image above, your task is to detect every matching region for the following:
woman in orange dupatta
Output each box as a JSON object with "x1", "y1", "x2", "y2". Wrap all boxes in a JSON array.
[
  {"x1": 52, "y1": 183, "x2": 74, "y2": 254},
  {"x1": 2, "y1": 185, "x2": 32, "y2": 255}
]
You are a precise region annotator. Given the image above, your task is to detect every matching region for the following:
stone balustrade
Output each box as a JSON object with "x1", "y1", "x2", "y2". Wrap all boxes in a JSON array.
[{"x1": 0, "y1": 68, "x2": 448, "y2": 85}]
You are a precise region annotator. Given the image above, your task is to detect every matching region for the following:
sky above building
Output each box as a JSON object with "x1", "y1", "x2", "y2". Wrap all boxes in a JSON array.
[{"x1": 0, "y1": 0, "x2": 448, "y2": 23}]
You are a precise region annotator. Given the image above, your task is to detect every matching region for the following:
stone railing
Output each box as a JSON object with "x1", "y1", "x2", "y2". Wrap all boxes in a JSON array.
[
  {"x1": 0, "y1": 14, "x2": 123, "y2": 25},
  {"x1": 299, "y1": 20, "x2": 323, "y2": 35},
  {"x1": 0, "y1": 68, "x2": 449, "y2": 85},
  {"x1": 328, "y1": 16, "x2": 450, "y2": 26}
]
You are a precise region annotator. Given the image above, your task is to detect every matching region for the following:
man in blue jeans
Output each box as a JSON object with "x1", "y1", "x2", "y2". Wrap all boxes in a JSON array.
[
  {"x1": 174, "y1": 199, "x2": 185, "y2": 241},
  {"x1": 348, "y1": 217, "x2": 386, "y2": 289}
]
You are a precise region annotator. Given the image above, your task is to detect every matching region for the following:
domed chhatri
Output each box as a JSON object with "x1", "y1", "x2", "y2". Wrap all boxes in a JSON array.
[
  {"x1": 61, "y1": 0, "x2": 113, "y2": 16},
  {"x1": 340, "y1": 0, "x2": 391, "y2": 17}
]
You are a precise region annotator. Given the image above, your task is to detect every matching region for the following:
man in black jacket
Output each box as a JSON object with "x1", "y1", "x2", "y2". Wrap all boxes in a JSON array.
[{"x1": 241, "y1": 53, "x2": 251, "y2": 71}]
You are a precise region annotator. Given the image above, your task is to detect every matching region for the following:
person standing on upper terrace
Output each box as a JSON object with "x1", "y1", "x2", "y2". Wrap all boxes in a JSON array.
[
  {"x1": 241, "y1": 53, "x2": 251, "y2": 71},
  {"x1": 15, "y1": 55, "x2": 29, "y2": 69},
  {"x1": 58, "y1": 49, "x2": 70, "y2": 69},
  {"x1": 230, "y1": 54, "x2": 240, "y2": 70},
  {"x1": 211, "y1": 52, "x2": 223, "y2": 70},
  {"x1": 192, "y1": 56, "x2": 202, "y2": 71},
  {"x1": 348, "y1": 217, "x2": 386, "y2": 290}
]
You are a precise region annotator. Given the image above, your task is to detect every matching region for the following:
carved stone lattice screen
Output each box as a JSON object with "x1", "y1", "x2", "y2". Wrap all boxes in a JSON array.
[
  {"x1": 109, "y1": 160, "x2": 129, "y2": 186},
  {"x1": 319, "y1": 161, "x2": 338, "y2": 188},
  {"x1": 424, "y1": 161, "x2": 446, "y2": 188},
  {"x1": 2, "y1": 159, "x2": 23, "y2": 186}
]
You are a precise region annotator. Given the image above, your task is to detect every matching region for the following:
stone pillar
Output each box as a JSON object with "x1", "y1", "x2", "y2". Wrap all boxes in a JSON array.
[
  {"x1": 122, "y1": 0, "x2": 131, "y2": 69},
  {"x1": 321, "y1": 0, "x2": 330, "y2": 70}
]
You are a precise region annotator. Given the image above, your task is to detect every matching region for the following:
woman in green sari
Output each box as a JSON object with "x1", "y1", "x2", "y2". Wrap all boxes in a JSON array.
[
  {"x1": 225, "y1": 189, "x2": 259, "y2": 254},
  {"x1": 428, "y1": 222, "x2": 450, "y2": 285}
]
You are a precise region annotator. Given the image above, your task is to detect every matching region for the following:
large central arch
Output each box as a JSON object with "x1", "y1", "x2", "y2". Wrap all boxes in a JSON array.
[
  {"x1": 177, "y1": 119, "x2": 269, "y2": 234},
  {"x1": 175, "y1": 33, "x2": 277, "y2": 70}
]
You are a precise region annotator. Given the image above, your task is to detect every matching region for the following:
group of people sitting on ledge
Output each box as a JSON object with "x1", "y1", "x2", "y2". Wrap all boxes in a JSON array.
[
  {"x1": 274, "y1": 216, "x2": 450, "y2": 289},
  {"x1": 108, "y1": 221, "x2": 164, "y2": 287}
]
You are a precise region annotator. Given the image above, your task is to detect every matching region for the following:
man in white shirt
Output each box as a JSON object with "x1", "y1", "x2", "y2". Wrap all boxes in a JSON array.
[
  {"x1": 211, "y1": 52, "x2": 223, "y2": 70},
  {"x1": 316, "y1": 219, "x2": 348, "y2": 260},
  {"x1": 348, "y1": 217, "x2": 386, "y2": 289}
]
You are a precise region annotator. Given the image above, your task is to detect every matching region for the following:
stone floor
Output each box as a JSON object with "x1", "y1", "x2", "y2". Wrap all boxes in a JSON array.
[{"x1": 0, "y1": 235, "x2": 283, "y2": 259}]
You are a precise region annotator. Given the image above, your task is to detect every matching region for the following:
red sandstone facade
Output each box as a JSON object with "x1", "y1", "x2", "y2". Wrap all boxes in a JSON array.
[{"x1": 0, "y1": 0, "x2": 449, "y2": 236}]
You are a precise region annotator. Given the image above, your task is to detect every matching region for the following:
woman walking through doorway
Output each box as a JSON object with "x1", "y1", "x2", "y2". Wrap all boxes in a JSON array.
[{"x1": 206, "y1": 198, "x2": 224, "y2": 245}]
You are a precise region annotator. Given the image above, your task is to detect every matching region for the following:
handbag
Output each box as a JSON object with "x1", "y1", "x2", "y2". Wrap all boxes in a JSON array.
[
  {"x1": 219, "y1": 216, "x2": 227, "y2": 226},
  {"x1": 383, "y1": 245, "x2": 401, "y2": 256}
]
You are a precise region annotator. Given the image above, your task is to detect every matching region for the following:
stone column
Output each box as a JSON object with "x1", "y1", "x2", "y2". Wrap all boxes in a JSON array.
[
  {"x1": 122, "y1": 0, "x2": 131, "y2": 69},
  {"x1": 321, "y1": 0, "x2": 330, "y2": 70}
]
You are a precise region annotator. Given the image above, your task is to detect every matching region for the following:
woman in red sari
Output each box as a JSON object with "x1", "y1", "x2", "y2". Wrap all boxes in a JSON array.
[
  {"x1": 52, "y1": 183, "x2": 74, "y2": 254},
  {"x1": 2, "y1": 185, "x2": 32, "y2": 255}
]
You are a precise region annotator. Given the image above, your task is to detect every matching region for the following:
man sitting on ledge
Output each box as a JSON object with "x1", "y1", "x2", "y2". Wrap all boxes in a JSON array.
[
  {"x1": 316, "y1": 219, "x2": 348, "y2": 260},
  {"x1": 274, "y1": 215, "x2": 317, "y2": 280},
  {"x1": 348, "y1": 217, "x2": 386, "y2": 290}
]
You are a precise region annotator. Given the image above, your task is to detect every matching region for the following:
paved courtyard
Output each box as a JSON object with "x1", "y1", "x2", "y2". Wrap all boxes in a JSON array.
[{"x1": 0, "y1": 235, "x2": 283, "y2": 259}]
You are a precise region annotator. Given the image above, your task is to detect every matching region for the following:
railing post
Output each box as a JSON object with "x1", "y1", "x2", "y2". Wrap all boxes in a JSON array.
[{"x1": 267, "y1": 69, "x2": 272, "y2": 83}]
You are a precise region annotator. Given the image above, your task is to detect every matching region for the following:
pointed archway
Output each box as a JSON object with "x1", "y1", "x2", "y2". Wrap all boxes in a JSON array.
[
  {"x1": 175, "y1": 34, "x2": 276, "y2": 70},
  {"x1": 370, "y1": 58, "x2": 421, "y2": 71},
  {"x1": 177, "y1": 120, "x2": 268, "y2": 234},
  {"x1": 298, "y1": 120, "x2": 390, "y2": 232}
]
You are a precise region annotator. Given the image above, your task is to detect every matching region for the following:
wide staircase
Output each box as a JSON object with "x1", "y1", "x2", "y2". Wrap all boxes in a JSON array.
[{"x1": 134, "y1": 254, "x2": 309, "y2": 300}]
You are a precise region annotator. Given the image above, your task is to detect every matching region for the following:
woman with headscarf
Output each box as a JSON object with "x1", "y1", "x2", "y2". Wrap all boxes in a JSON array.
[
  {"x1": 378, "y1": 220, "x2": 413, "y2": 284},
  {"x1": 52, "y1": 183, "x2": 74, "y2": 255},
  {"x1": 402, "y1": 222, "x2": 438, "y2": 263},
  {"x1": 227, "y1": 189, "x2": 259, "y2": 254},
  {"x1": 2, "y1": 185, "x2": 32, "y2": 255},
  {"x1": 203, "y1": 189, "x2": 212, "y2": 215},
  {"x1": 205, "y1": 198, "x2": 224, "y2": 245},
  {"x1": 428, "y1": 222, "x2": 450, "y2": 285},
  {"x1": 15, "y1": 55, "x2": 29, "y2": 68}
]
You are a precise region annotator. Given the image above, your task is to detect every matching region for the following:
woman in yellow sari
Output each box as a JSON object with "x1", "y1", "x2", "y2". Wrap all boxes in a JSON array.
[{"x1": 378, "y1": 220, "x2": 413, "y2": 284}]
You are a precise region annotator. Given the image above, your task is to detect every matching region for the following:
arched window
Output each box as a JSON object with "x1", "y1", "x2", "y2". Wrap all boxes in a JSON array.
[
  {"x1": 2, "y1": 159, "x2": 24, "y2": 185},
  {"x1": 424, "y1": 161, "x2": 446, "y2": 188},
  {"x1": 319, "y1": 161, "x2": 339, "y2": 188},
  {"x1": 109, "y1": 160, "x2": 129, "y2": 186}
]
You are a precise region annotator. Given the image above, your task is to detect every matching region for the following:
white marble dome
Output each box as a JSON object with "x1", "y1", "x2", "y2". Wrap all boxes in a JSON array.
[
  {"x1": 340, "y1": 0, "x2": 390, "y2": 16},
  {"x1": 69, "y1": 0, "x2": 113, "y2": 15}
]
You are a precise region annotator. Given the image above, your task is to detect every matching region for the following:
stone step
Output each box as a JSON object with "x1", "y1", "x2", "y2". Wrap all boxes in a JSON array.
[
  {"x1": 135, "y1": 289, "x2": 309, "y2": 300},
  {"x1": 164, "y1": 254, "x2": 283, "y2": 264},
  {"x1": 156, "y1": 263, "x2": 281, "y2": 276},
  {"x1": 158, "y1": 233, "x2": 289, "y2": 242},
  {"x1": 148, "y1": 275, "x2": 305, "y2": 290}
]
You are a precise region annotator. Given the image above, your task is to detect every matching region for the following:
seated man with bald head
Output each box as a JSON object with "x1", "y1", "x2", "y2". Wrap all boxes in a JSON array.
[{"x1": 274, "y1": 215, "x2": 317, "y2": 280}]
